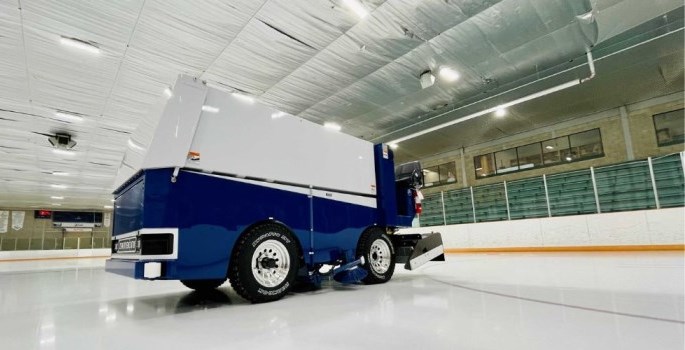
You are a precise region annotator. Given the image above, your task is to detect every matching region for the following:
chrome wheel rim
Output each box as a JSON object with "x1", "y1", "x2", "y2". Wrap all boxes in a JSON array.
[
  {"x1": 251, "y1": 239, "x2": 290, "y2": 287},
  {"x1": 369, "y1": 238, "x2": 391, "y2": 274}
]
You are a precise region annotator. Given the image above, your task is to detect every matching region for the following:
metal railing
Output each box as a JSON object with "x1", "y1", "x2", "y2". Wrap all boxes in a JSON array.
[{"x1": 420, "y1": 152, "x2": 685, "y2": 227}]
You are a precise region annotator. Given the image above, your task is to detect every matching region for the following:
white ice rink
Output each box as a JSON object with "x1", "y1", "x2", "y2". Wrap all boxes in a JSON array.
[{"x1": 0, "y1": 252, "x2": 683, "y2": 350}]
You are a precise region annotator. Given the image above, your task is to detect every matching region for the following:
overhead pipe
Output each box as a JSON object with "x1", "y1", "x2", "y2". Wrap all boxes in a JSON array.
[{"x1": 388, "y1": 50, "x2": 596, "y2": 145}]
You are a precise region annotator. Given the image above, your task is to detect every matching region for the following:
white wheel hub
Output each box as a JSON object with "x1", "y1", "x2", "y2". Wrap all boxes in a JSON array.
[
  {"x1": 251, "y1": 239, "x2": 290, "y2": 287},
  {"x1": 369, "y1": 238, "x2": 391, "y2": 274}
]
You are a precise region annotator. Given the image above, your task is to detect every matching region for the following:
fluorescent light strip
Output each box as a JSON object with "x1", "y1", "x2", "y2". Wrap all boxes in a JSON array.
[
  {"x1": 164, "y1": 87, "x2": 173, "y2": 98},
  {"x1": 271, "y1": 111, "x2": 286, "y2": 119},
  {"x1": 55, "y1": 112, "x2": 84, "y2": 123},
  {"x1": 232, "y1": 93, "x2": 255, "y2": 104},
  {"x1": 127, "y1": 139, "x2": 145, "y2": 151},
  {"x1": 201, "y1": 105, "x2": 219, "y2": 113},
  {"x1": 51, "y1": 184, "x2": 67, "y2": 189},
  {"x1": 343, "y1": 0, "x2": 369, "y2": 18},
  {"x1": 52, "y1": 149, "x2": 76, "y2": 156},
  {"x1": 324, "y1": 122, "x2": 341, "y2": 131},
  {"x1": 52, "y1": 171, "x2": 69, "y2": 176},
  {"x1": 50, "y1": 196, "x2": 64, "y2": 200},
  {"x1": 104, "y1": 205, "x2": 113, "y2": 209},
  {"x1": 388, "y1": 143, "x2": 398, "y2": 150},
  {"x1": 494, "y1": 108, "x2": 507, "y2": 117},
  {"x1": 60, "y1": 37, "x2": 100, "y2": 54}
]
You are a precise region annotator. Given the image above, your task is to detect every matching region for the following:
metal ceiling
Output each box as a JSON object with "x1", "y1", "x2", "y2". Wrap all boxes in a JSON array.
[{"x1": 0, "y1": 0, "x2": 682, "y2": 209}]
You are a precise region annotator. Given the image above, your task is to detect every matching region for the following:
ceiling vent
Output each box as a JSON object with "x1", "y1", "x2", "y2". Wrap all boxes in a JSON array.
[
  {"x1": 419, "y1": 70, "x2": 435, "y2": 89},
  {"x1": 48, "y1": 133, "x2": 76, "y2": 149}
]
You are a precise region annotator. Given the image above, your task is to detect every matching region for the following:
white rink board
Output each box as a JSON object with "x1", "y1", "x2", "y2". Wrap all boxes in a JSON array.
[
  {"x1": 401, "y1": 208, "x2": 685, "y2": 249},
  {"x1": 187, "y1": 87, "x2": 376, "y2": 195}
]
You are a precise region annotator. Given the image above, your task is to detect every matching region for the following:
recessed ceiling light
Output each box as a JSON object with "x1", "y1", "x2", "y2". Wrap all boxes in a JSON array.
[
  {"x1": 389, "y1": 143, "x2": 398, "y2": 150},
  {"x1": 545, "y1": 145, "x2": 554, "y2": 150},
  {"x1": 438, "y1": 67, "x2": 460, "y2": 82},
  {"x1": 54, "y1": 112, "x2": 84, "y2": 123},
  {"x1": 342, "y1": 0, "x2": 369, "y2": 18},
  {"x1": 52, "y1": 149, "x2": 76, "y2": 156},
  {"x1": 52, "y1": 171, "x2": 69, "y2": 176},
  {"x1": 60, "y1": 36, "x2": 101, "y2": 54},
  {"x1": 494, "y1": 107, "x2": 507, "y2": 117},
  {"x1": 50, "y1": 184, "x2": 67, "y2": 189},
  {"x1": 324, "y1": 122, "x2": 341, "y2": 131},
  {"x1": 271, "y1": 111, "x2": 286, "y2": 119},
  {"x1": 51, "y1": 203, "x2": 62, "y2": 206},
  {"x1": 201, "y1": 105, "x2": 219, "y2": 113},
  {"x1": 163, "y1": 87, "x2": 173, "y2": 98},
  {"x1": 50, "y1": 196, "x2": 64, "y2": 200},
  {"x1": 565, "y1": 156, "x2": 573, "y2": 161},
  {"x1": 232, "y1": 93, "x2": 255, "y2": 104}
]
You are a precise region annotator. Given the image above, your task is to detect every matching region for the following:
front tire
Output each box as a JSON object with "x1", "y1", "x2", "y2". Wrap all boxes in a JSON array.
[
  {"x1": 357, "y1": 228, "x2": 396, "y2": 284},
  {"x1": 229, "y1": 223, "x2": 298, "y2": 303}
]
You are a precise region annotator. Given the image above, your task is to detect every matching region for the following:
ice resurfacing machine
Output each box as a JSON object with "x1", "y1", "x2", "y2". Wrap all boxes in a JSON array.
[{"x1": 106, "y1": 75, "x2": 444, "y2": 303}]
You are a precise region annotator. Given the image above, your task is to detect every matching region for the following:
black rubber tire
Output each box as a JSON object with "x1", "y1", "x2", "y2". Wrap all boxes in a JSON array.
[
  {"x1": 180, "y1": 278, "x2": 226, "y2": 292},
  {"x1": 357, "y1": 227, "x2": 396, "y2": 284},
  {"x1": 229, "y1": 223, "x2": 298, "y2": 303}
]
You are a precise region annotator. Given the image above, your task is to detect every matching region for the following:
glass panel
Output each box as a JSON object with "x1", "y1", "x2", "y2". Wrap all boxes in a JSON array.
[
  {"x1": 652, "y1": 154, "x2": 685, "y2": 207},
  {"x1": 569, "y1": 129, "x2": 603, "y2": 161},
  {"x1": 546, "y1": 169, "x2": 597, "y2": 216},
  {"x1": 542, "y1": 137, "x2": 570, "y2": 165},
  {"x1": 473, "y1": 183, "x2": 508, "y2": 222},
  {"x1": 507, "y1": 177, "x2": 549, "y2": 219},
  {"x1": 517, "y1": 143, "x2": 543, "y2": 170},
  {"x1": 654, "y1": 109, "x2": 685, "y2": 146},
  {"x1": 594, "y1": 161, "x2": 656, "y2": 212},
  {"x1": 439, "y1": 162, "x2": 457, "y2": 184},
  {"x1": 474, "y1": 154, "x2": 496, "y2": 178},
  {"x1": 419, "y1": 193, "x2": 445, "y2": 227},
  {"x1": 443, "y1": 188, "x2": 474, "y2": 224},
  {"x1": 495, "y1": 148, "x2": 519, "y2": 174},
  {"x1": 423, "y1": 166, "x2": 440, "y2": 187}
]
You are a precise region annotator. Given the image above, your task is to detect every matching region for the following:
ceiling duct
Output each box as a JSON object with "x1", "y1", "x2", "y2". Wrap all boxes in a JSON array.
[{"x1": 48, "y1": 133, "x2": 77, "y2": 149}]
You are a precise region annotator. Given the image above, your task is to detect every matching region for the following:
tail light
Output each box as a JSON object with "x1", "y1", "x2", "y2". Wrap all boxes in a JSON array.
[{"x1": 413, "y1": 189, "x2": 424, "y2": 215}]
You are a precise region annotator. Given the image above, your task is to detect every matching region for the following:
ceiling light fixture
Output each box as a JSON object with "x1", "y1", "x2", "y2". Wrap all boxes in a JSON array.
[
  {"x1": 565, "y1": 156, "x2": 573, "y2": 161},
  {"x1": 104, "y1": 205, "x2": 113, "y2": 209},
  {"x1": 201, "y1": 105, "x2": 219, "y2": 113},
  {"x1": 494, "y1": 107, "x2": 507, "y2": 117},
  {"x1": 52, "y1": 149, "x2": 76, "y2": 156},
  {"x1": 60, "y1": 36, "x2": 101, "y2": 54},
  {"x1": 342, "y1": 0, "x2": 369, "y2": 19},
  {"x1": 163, "y1": 87, "x2": 173, "y2": 98},
  {"x1": 127, "y1": 139, "x2": 145, "y2": 151},
  {"x1": 271, "y1": 111, "x2": 286, "y2": 119},
  {"x1": 50, "y1": 196, "x2": 64, "y2": 200},
  {"x1": 388, "y1": 143, "x2": 398, "y2": 150},
  {"x1": 232, "y1": 92, "x2": 255, "y2": 104},
  {"x1": 51, "y1": 203, "x2": 62, "y2": 206},
  {"x1": 50, "y1": 184, "x2": 67, "y2": 189},
  {"x1": 54, "y1": 112, "x2": 84, "y2": 123},
  {"x1": 438, "y1": 67, "x2": 460, "y2": 82},
  {"x1": 52, "y1": 171, "x2": 69, "y2": 176},
  {"x1": 324, "y1": 122, "x2": 341, "y2": 132},
  {"x1": 545, "y1": 145, "x2": 554, "y2": 150}
]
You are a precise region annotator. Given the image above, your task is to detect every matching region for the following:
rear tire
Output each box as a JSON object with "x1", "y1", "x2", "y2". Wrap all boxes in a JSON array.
[
  {"x1": 180, "y1": 278, "x2": 226, "y2": 292},
  {"x1": 357, "y1": 227, "x2": 395, "y2": 284},
  {"x1": 229, "y1": 223, "x2": 298, "y2": 303}
]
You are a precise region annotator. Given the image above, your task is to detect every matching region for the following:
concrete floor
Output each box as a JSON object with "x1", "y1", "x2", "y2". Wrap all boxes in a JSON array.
[{"x1": 0, "y1": 252, "x2": 682, "y2": 350}]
